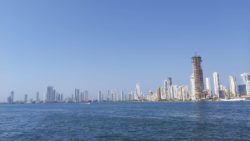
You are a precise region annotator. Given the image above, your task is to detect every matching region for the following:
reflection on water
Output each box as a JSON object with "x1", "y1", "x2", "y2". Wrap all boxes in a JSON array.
[{"x1": 194, "y1": 102, "x2": 208, "y2": 123}]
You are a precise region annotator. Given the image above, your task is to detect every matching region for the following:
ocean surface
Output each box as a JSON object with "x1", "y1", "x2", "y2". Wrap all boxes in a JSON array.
[{"x1": 1, "y1": 102, "x2": 250, "y2": 141}]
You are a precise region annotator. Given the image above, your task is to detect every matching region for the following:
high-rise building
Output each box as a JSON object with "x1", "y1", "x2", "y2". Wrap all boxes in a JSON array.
[
  {"x1": 164, "y1": 77, "x2": 172, "y2": 100},
  {"x1": 171, "y1": 85, "x2": 178, "y2": 100},
  {"x1": 24, "y1": 94, "x2": 28, "y2": 104},
  {"x1": 134, "y1": 83, "x2": 142, "y2": 101},
  {"x1": 11, "y1": 91, "x2": 14, "y2": 103},
  {"x1": 61, "y1": 94, "x2": 64, "y2": 102},
  {"x1": 75, "y1": 89, "x2": 80, "y2": 103},
  {"x1": 84, "y1": 90, "x2": 89, "y2": 102},
  {"x1": 98, "y1": 91, "x2": 102, "y2": 102},
  {"x1": 128, "y1": 91, "x2": 134, "y2": 101},
  {"x1": 107, "y1": 90, "x2": 111, "y2": 101},
  {"x1": 247, "y1": 81, "x2": 250, "y2": 96},
  {"x1": 55, "y1": 93, "x2": 62, "y2": 102},
  {"x1": 156, "y1": 87, "x2": 161, "y2": 101},
  {"x1": 229, "y1": 76, "x2": 238, "y2": 98},
  {"x1": 7, "y1": 91, "x2": 15, "y2": 104},
  {"x1": 205, "y1": 77, "x2": 211, "y2": 97},
  {"x1": 238, "y1": 85, "x2": 246, "y2": 96},
  {"x1": 121, "y1": 91, "x2": 125, "y2": 101},
  {"x1": 190, "y1": 74, "x2": 195, "y2": 101},
  {"x1": 46, "y1": 86, "x2": 56, "y2": 103},
  {"x1": 178, "y1": 85, "x2": 189, "y2": 101},
  {"x1": 241, "y1": 73, "x2": 250, "y2": 84},
  {"x1": 80, "y1": 92, "x2": 84, "y2": 102},
  {"x1": 220, "y1": 85, "x2": 228, "y2": 99},
  {"x1": 213, "y1": 72, "x2": 220, "y2": 98},
  {"x1": 111, "y1": 89, "x2": 116, "y2": 101},
  {"x1": 192, "y1": 55, "x2": 205, "y2": 100},
  {"x1": 241, "y1": 73, "x2": 250, "y2": 96},
  {"x1": 36, "y1": 92, "x2": 40, "y2": 103}
]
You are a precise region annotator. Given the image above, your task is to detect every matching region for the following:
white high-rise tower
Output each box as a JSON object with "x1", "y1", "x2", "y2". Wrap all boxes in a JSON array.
[
  {"x1": 229, "y1": 75, "x2": 238, "y2": 98},
  {"x1": 205, "y1": 77, "x2": 211, "y2": 97},
  {"x1": 241, "y1": 73, "x2": 250, "y2": 84},
  {"x1": 213, "y1": 72, "x2": 220, "y2": 98},
  {"x1": 241, "y1": 73, "x2": 250, "y2": 96},
  {"x1": 134, "y1": 83, "x2": 142, "y2": 101},
  {"x1": 190, "y1": 74, "x2": 195, "y2": 101}
]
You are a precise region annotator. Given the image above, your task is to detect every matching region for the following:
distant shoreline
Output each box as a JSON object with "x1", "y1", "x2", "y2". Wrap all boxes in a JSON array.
[{"x1": 1, "y1": 100, "x2": 249, "y2": 105}]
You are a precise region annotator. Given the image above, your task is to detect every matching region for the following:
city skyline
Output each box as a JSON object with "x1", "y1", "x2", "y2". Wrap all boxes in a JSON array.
[
  {"x1": 0, "y1": 0, "x2": 249, "y2": 101},
  {"x1": 3, "y1": 55, "x2": 250, "y2": 102}
]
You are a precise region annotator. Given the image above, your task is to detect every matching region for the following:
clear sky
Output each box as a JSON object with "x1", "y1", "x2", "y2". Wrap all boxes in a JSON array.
[{"x1": 0, "y1": 0, "x2": 249, "y2": 101}]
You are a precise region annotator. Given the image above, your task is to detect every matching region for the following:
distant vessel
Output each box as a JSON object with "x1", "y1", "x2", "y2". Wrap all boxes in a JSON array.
[
  {"x1": 80, "y1": 102, "x2": 91, "y2": 105},
  {"x1": 220, "y1": 98, "x2": 245, "y2": 102}
]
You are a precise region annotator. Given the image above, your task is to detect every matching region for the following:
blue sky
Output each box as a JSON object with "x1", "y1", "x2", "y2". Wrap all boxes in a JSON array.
[{"x1": 0, "y1": 0, "x2": 249, "y2": 101}]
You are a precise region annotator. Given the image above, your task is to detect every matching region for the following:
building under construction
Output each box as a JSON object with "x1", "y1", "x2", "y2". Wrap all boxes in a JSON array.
[{"x1": 192, "y1": 55, "x2": 205, "y2": 100}]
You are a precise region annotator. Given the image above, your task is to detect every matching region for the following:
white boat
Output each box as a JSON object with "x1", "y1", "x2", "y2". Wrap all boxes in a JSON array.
[
  {"x1": 80, "y1": 102, "x2": 91, "y2": 105},
  {"x1": 220, "y1": 98, "x2": 245, "y2": 102}
]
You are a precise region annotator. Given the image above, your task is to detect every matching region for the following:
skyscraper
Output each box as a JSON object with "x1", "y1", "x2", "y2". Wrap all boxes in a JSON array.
[
  {"x1": 84, "y1": 90, "x2": 89, "y2": 102},
  {"x1": 46, "y1": 86, "x2": 55, "y2": 103},
  {"x1": 205, "y1": 77, "x2": 211, "y2": 97},
  {"x1": 60, "y1": 94, "x2": 64, "y2": 102},
  {"x1": 55, "y1": 92, "x2": 62, "y2": 102},
  {"x1": 128, "y1": 91, "x2": 134, "y2": 101},
  {"x1": 107, "y1": 90, "x2": 111, "y2": 101},
  {"x1": 134, "y1": 83, "x2": 142, "y2": 101},
  {"x1": 36, "y1": 92, "x2": 40, "y2": 103},
  {"x1": 238, "y1": 85, "x2": 246, "y2": 96},
  {"x1": 192, "y1": 55, "x2": 205, "y2": 100},
  {"x1": 213, "y1": 72, "x2": 220, "y2": 98},
  {"x1": 241, "y1": 73, "x2": 250, "y2": 84},
  {"x1": 111, "y1": 89, "x2": 116, "y2": 101},
  {"x1": 229, "y1": 76, "x2": 238, "y2": 98},
  {"x1": 190, "y1": 74, "x2": 195, "y2": 101},
  {"x1": 24, "y1": 94, "x2": 28, "y2": 104},
  {"x1": 98, "y1": 91, "x2": 102, "y2": 102},
  {"x1": 178, "y1": 85, "x2": 189, "y2": 101},
  {"x1": 164, "y1": 77, "x2": 172, "y2": 100},
  {"x1": 75, "y1": 89, "x2": 80, "y2": 103},
  {"x1": 172, "y1": 85, "x2": 178, "y2": 99},
  {"x1": 156, "y1": 87, "x2": 161, "y2": 101},
  {"x1": 11, "y1": 91, "x2": 14, "y2": 103},
  {"x1": 247, "y1": 81, "x2": 250, "y2": 96},
  {"x1": 241, "y1": 73, "x2": 250, "y2": 96},
  {"x1": 121, "y1": 91, "x2": 125, "y2": 101},
  {"x1": 7, "y1": 91, "x2": 15, "y2": 104},
  {"x1": 220, "y1": 85, "x2": 228, "y2": 99}
]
